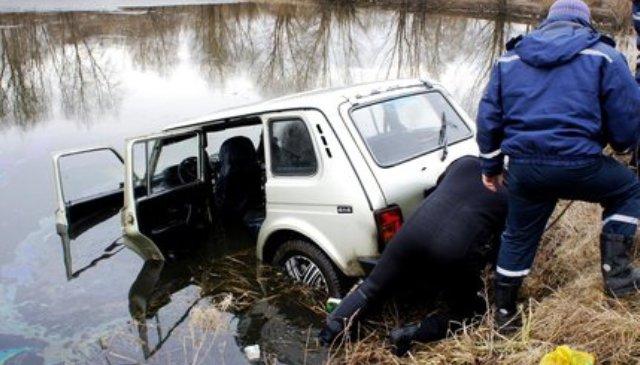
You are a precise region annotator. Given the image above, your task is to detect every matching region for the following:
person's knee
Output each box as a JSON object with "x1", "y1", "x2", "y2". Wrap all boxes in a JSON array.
[{"x1": 603, "y1": 163, "x2": 640, "y2": 209}]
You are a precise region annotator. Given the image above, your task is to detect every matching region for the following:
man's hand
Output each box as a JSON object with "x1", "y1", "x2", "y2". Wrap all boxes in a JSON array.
[{"x1": 482, "y1": 173, "x2": 504, "y2": 192}]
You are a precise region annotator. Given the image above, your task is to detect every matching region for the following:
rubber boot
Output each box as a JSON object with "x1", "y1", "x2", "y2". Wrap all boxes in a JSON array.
[
  {"x1": 494, "y1": 274, "x2": 522, "y2": 334},
  {"x1": 388, "y1": 324, "x2": 419, "y2": 357},
  {"x1": 600, "y1": 233, "x2": 640, "y2": 297},
  {"x1": 388, "y1": 314, "x2": 450, "y2": 356}
]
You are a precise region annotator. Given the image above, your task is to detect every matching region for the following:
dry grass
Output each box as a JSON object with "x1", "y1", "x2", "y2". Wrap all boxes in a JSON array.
[{"x1": 189, "y1": 293, "x2": 234, "y2": 332}]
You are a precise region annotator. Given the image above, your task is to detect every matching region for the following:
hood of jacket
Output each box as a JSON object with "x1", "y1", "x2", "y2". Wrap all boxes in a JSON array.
[{"x1": 514, "y1": 15, "x2": 601, "y2": 68}]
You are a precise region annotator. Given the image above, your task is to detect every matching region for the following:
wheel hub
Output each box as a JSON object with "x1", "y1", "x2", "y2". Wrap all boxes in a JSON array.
[{"x1": 283, "y1": 255, "x2": 328, "y2": 293}]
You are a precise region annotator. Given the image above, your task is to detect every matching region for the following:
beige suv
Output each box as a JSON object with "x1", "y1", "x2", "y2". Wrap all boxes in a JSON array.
[{"x1": 53, "y1": 78, "x2": 478, "y2": 297}]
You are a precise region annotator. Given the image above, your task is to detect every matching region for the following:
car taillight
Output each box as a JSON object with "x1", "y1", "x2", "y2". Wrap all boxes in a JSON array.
[{"x1": 375, "y1": 205, "x2": 403, "y2": 250}]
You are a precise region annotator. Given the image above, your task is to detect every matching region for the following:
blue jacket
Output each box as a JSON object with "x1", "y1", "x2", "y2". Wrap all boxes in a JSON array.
[{"x1": 477, "y1": 15, "x2": 640, "y2": 176}]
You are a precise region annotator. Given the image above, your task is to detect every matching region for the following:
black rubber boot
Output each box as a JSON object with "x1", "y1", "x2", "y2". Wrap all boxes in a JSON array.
[
  {"x1": 600, "y1": 233, "x2": 640, "y2": 297},
  {"x1": 388, "y1": 314, "x2": 450, "y2": 356},
  {"x1": 494, "y1": 274, "x2": 522, "y2": 334},
  {"x1": 388, "y1": 324, "x2": 419, "y2": 357}
]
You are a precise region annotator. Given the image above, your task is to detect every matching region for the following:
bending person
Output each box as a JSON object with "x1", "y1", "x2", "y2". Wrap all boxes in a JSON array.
[{"x1": 318, "y1": 156, "x2": 508, "y2": 355}]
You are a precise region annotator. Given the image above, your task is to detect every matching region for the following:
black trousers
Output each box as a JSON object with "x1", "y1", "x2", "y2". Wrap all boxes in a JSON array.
[{"x1": 328, "y1": 214, "x2": 491, "y2": 342}]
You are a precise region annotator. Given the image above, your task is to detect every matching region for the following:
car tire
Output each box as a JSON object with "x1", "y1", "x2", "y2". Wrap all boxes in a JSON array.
[{"x1": 272, "y1": 239, "x2": 346, "y2": 298}]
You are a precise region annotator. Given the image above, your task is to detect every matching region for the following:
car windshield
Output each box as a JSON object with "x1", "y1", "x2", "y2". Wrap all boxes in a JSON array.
[{"x1": 350, "y1": 92, "x2": 472, "y2": 167}]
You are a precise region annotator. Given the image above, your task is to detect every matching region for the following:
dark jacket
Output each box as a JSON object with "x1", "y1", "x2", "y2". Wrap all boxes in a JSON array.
[{"x1": 477, "y1": 15, "x2": 640, "y2": 176}]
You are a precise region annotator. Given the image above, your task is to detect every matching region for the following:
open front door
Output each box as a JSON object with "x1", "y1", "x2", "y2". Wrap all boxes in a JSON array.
[
  {"x1": 123, "y1": 130, "x2": 211, "y2": 259},
  {"x1": 53, "y1": 147, "x2": 127, "y2": 279},
  {"x1": 53, "y1": 147, "x2": 125, "y2": 239}
]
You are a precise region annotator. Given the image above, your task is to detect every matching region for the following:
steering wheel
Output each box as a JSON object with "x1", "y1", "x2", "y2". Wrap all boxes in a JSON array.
[{"x1": 177, "y1": 157, "x2": 198, "y2": 185}]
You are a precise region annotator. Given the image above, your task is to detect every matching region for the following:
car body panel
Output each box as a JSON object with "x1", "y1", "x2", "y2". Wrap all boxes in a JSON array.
[{"x1": 257, "y1": 110, "x2": 377, "y2": 276}]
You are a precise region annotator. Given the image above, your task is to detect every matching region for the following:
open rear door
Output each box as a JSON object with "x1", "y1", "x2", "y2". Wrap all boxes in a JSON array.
[{"x1": 122, "y1": 129, "x2": 211, "y2": 259}]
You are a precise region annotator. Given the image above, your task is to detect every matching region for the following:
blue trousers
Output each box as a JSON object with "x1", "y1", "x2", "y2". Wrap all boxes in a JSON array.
[{"x1": 496, "y1": 156, "x2": 640, "y2": 278}]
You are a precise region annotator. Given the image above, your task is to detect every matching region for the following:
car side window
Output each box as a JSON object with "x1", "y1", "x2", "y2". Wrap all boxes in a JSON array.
[{"x1": 269, "y1": 119, "x2": 317, "y2": 176}]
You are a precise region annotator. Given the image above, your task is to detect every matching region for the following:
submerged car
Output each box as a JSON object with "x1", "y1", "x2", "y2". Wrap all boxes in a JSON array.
[{"x1": 53, "y1": 78, "x2": 478, "y2": 297}]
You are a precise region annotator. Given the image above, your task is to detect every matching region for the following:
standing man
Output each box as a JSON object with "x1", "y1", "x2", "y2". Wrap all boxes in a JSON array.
[{"x1": 477, "y1": 0, "x2": 640, "y2": 331}]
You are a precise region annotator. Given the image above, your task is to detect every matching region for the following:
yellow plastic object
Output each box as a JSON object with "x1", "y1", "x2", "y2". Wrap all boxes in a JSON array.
[{"x1": 540, "y1": 346, "x2": 595, "y2": 365}]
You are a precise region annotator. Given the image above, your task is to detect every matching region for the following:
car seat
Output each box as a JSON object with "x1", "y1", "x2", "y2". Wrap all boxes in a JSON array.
[{"x1": 215, "y1": 136, "x2": 262, "y2": 221}]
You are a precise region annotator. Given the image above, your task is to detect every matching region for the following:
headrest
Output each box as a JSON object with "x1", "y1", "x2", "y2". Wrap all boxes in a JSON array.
[{"x1": 219, "y1": 136, "x2": 256, "y2": 164}]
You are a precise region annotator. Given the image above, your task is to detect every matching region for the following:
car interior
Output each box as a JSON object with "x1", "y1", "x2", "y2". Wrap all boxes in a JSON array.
[{"x1": 130, "y1": 118, "x2": 267, "y2": 245}]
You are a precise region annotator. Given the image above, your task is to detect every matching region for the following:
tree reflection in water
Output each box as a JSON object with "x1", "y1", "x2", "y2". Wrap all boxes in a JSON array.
[{"x1": 0, "y1": 2, "x2": 633, "y2": 130}]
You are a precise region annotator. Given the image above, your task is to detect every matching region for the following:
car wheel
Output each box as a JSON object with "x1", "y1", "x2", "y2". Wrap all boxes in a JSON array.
[{"x1": 272, "y1": 239, "x2": 345, "y2": 298}]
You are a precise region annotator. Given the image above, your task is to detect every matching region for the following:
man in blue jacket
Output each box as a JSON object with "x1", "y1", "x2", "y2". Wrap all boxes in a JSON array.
[{"x1": 477, "y1": 0, "x2": 640, "y2": 331}]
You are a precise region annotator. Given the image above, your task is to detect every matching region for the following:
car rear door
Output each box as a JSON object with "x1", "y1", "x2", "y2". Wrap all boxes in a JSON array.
[
  {"x1": 339, "y1": 87, "x2": 479, "y2": 218},
  {"x1": 122, "y1": 129, "x2": 212, "y2": 257}
]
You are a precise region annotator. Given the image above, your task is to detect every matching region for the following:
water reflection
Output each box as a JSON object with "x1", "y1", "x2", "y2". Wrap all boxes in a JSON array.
[
  {"x1": 3, "y1": 2, "x2": 629, "y2": 129},
  {"x1": 60, "y1": 237, "x2": 123, "y2": 280},
  {"x1": 0, "y1": 13, "x2": 119, "y2": 128},
  {"x1": 55, "y1": 213, "x2": 328, "y2": 364},
  {"x1": 128, "y1": 259, "x2": 200, "y2": 360}
]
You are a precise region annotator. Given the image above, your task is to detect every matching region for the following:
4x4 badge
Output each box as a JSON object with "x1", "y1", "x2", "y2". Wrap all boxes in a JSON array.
[{"x1": 337, "y1": 206, "x2": 353, "y2": 214}]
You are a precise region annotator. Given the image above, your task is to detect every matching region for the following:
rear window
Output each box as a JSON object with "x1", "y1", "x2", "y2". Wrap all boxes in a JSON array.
[{"x1": 350, "y1": 92, "x2": 472, "y2": 167}]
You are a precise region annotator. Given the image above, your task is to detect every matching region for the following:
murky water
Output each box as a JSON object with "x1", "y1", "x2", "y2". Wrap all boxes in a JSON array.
[{"x1": 0, "y1": 2, "x2": 635, "y2": 364}]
